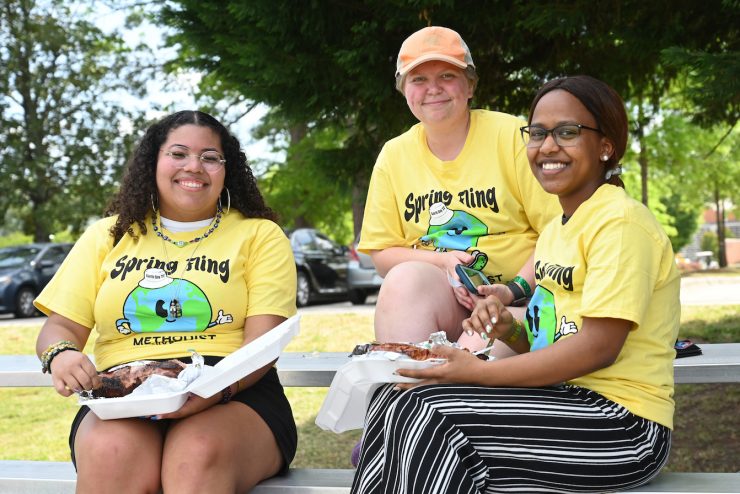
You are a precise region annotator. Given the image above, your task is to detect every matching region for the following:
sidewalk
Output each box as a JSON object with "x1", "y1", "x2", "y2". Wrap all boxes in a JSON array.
[{"x1": 680, "y1": 275, "x2": 740, "y2": 306}]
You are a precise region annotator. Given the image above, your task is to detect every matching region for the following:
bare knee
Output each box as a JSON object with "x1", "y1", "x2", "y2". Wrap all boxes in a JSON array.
[
  {"x1": 377, "y1": 262, "x2": 427, "y2": 304},
  {"x1": 375, "y1": 262, "x2": 466, "y2": 342},
  {"x1": 75, "y1": 422, "x2": 161, "y2": 493},
  {"x1": 163, "y1": 409, "x2": 282, "y2": 493},
  {"x1": 164, "y1": 430, "x2": 225, "y2": 482}
]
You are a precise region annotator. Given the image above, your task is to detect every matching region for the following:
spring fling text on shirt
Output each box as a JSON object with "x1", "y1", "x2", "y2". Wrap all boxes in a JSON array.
[
  {"x1": 404, "y1": 186, "x2": 499, "y2": 223},
  {"x1": 534, "y1": 260, "x2": 574, "y2": 291},
  {"x1": 110, "y1": 255, "x2": 230, "y2": 282}
]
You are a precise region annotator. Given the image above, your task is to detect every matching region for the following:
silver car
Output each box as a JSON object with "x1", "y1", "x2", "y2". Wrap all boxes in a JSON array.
[{"x1": 347, "y1": 237, "x2": 383, "y2": 305}]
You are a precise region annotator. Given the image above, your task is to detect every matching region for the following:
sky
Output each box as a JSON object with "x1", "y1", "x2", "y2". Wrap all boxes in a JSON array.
[{"x1": 90, "y1": 4, "x2": 279, "y2": 167}]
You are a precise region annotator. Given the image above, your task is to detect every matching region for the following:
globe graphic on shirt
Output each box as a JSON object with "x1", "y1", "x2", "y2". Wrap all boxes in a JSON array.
[
  {"x1": 123, "y1": 281, "x2": 212, "y2": 333},
  {"x1": 421, "y1": 203, "x2": 487, "y2": 252}
]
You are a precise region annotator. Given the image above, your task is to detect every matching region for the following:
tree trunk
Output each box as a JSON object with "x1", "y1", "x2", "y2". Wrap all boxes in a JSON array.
[
  {"x1": 636, "y1": 99, "x2": 649, "y2": 206},
  {"x1": 289, "y1": 124, "x2": 311, "y2": 228},
  {"x1": 714, "y1": 181, "x2": 727, "y2": 268},
  {"x1": 31, "y1": 199, "x2": 48, "y2": 243},
  {"x1": 351, "y1": 171, "x2": 369, "y2": 239}
]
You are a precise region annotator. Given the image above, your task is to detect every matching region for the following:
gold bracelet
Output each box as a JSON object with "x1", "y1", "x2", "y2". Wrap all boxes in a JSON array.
[
  {"x1": 40, "y1": 340, "x2": 79, "y2": 374},
  {"x1": 504, "y1": 320, "x2": 522, "y2": 344}
]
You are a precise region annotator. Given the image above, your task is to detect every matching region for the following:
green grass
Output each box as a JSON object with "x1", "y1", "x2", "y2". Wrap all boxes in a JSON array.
[
  {"x1": 0, "y1": 313, "x2": 373, "y2": 467},
  {"x1": 1, "y1": 304, "x2": 737, "y2": 471},
  {"x1": 665, "y1": 302, "x2": 740, "y2": 473}
]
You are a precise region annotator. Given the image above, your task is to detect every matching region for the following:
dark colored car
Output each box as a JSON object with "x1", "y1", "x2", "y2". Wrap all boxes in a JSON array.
[
  {"x1": 347, "y1": 237, "x2": 383, "y2": 305},
  {"x1": 287, "y1": 228, "x2": 350, "y2": 307},
  {"x1": 0, "y1": 243, "x2": 74, "y2": 318}
]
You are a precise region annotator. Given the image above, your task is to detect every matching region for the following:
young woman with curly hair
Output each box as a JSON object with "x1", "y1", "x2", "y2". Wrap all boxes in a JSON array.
[{"x1": 35, "y1": 110, "x2": 297, "y2": 493}]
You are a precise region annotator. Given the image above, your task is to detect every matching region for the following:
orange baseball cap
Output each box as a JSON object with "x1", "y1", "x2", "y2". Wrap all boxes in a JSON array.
[{"x1": 395, "y1": 26, "x2": 475, "y2": 80}]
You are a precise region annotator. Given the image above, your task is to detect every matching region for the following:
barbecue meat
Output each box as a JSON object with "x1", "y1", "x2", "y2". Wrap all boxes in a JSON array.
[
  {"x1": 351, "y1": 343, "x2": 444, "y2": 361},
  {"x1": 370, "y1": 343, "x2": 444, "y2": 360},
  {"x1": 92, "y1": 359, "x2": 188, "y2": 398},
  {"x1": 351, "y1": 342, "x2": 487, "y2": 361}
]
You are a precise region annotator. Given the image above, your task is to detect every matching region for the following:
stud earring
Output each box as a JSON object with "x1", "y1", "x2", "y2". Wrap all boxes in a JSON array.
[{"x1": 601, "y1": 154, "x2": 609, "y2": 162}]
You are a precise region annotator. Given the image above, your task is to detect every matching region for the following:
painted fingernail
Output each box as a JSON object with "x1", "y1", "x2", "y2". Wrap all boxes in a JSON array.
[
  {"x1": 392, "y1": 386, "x2": 401, "y2": 392},
  {"x1": 480, "y1": 332, "x2": 490, "y2": 341},
  {"x1": 465, "y1": 329, "x2": 474, "y2": 336},
  {"x1": 484, "y1": 324, "x2": 492, "y2": 334},
  {"x1": 490, "y1": 316, "x2": 498, "y2": 324}
]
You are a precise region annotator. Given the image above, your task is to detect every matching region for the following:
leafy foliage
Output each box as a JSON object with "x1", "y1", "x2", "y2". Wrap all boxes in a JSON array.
[
  {"x1": 661, "y1": 46, "x2": 740, "y2": 129},
  {"x1": 0, "y1": 0, "x2": 152, "y2": 241},
  {"x1": 661, "y1": 193, "x2": 701, "y2": 253},
  {"x1": 159, "y1": 0, "x2": 738, "y2": 236}
]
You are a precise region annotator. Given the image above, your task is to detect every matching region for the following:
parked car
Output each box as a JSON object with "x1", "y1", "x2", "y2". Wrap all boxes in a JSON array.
[
  {"x1": 286, "y1": 228, "x2": 350, "y2": 307},
  {"x1": 347, "y1": 237, "x2": 383, "y2": 305},
  {"x1": 0, "y1": 243, "x2": 74, "y2": 318}
]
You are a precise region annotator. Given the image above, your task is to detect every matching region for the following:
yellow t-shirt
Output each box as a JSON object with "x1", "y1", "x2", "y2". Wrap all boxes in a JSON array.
[
  {"x1": 526, "y1": 185, "x2": 680, "y2": 428},
  {"x1": 35, "y1": 213, "x2": 297, "y2": 370},
  {"x1": 358, "y1": 109, "x2": 560, "y2": 282}
]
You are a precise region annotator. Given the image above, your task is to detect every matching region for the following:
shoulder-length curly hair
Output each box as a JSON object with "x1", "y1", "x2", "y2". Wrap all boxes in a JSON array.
[{"x1": 105, "y1": 110, "x2": 277, "y2": 244}]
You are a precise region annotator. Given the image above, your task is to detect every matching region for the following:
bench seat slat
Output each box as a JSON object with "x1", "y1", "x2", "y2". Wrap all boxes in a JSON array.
[
  {"x1": 0, "y1": 461, "x2": 738, "y2": 493},
  {"x1": 1, "y1": 344, "x2": 739, "y2": 388}
]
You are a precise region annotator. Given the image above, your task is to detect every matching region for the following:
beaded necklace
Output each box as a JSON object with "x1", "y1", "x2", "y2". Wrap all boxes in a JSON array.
[
  {"x1": 152, "y1": 207, "x2": 223, "y2": 248},
  {"x1": 154, "y1": 210, "x2": 221, "y2": 319}
]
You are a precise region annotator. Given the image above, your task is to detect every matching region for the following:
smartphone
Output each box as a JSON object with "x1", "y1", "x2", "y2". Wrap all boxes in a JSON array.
[{"x1": 455, "y1": 264, "x2": 491, "y2": 295}]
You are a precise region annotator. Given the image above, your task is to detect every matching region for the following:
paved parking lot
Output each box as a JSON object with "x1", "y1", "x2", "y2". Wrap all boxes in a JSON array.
[{"x1": 1, "y1": 276, "x2": 736, "y2": 325}]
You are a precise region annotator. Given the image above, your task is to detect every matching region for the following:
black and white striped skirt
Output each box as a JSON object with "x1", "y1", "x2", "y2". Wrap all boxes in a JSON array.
[{"x1": 351, "y1": 383, "x2": 671, "y2": 493}]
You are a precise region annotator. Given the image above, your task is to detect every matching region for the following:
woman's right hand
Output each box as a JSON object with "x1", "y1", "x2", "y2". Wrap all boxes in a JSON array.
[
  {"x1": 49, "y1": 350, "x2": 100, "y2": 397},
  {"x1": 461, "y1": 287, "x2": 515, "y2": 341},
  {"x1": 37, "y1": 312, "x2": 96, "y2": 397}
]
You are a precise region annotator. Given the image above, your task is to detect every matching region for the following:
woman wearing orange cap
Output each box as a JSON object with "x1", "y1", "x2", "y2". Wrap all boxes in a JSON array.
[{"x1": 358, "y1": 26, "x2": 559, "y2": 353}]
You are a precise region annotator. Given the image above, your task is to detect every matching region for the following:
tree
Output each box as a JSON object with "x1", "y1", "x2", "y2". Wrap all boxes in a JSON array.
[
  {"x1": 159, "y1": 0, "x2": 738, "y2": 236},
  {"x1": 661, "y1": 193, "x2": 700, "y2": 253},
  {"x1": 0, "y1": 0, "x2": 151, "y2": 241}
]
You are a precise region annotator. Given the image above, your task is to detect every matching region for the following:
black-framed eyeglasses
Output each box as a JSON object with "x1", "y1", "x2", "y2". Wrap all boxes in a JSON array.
[
  {"x1": 520, "y1": 124, "x2": 602, "y2": 148},
  {"x1": 163, "y1": 148, "x2": 226, "y2": 170}
]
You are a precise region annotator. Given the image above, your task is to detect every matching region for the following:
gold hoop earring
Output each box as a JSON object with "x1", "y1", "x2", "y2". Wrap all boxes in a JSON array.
[{"x1": 151, "y1": 194, "x2": 158, "y2": 212}]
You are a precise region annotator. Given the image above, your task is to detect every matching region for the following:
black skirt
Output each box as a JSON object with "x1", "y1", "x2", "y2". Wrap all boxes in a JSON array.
[{"x1": 69, "y1": 358, "x2": 297, "y2": 473}]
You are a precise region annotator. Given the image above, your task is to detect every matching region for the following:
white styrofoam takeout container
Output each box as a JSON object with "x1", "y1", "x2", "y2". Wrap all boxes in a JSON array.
[
  {"x1": 315, "y1": 352, "x2": 444, "y2": 433},
  {"x1": 79, "y1": 315, "x2": 300, "y2": 420}
]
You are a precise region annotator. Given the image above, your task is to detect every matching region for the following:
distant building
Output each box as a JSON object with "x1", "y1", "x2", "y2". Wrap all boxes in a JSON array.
[{"x1": 680, "y1": 209, "x2": 740, "y2": 266}]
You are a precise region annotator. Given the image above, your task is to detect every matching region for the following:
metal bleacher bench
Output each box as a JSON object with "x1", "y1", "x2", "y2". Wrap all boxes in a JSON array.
[{"x1": 1, "y1": 344, "x2": 739, "y2": 493}]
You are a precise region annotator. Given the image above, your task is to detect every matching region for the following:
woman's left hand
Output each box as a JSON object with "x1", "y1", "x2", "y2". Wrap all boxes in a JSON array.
[
  {"x1": 151, "y1": 392, "x2": 222, "y2": 421},
  {"x1": 394, "y1": 345, "x2": 487, "y2": 390},
  {"x1": 452, "y1": 285, "x2": 479, "y2": 311}
]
